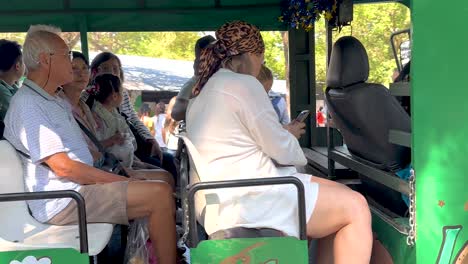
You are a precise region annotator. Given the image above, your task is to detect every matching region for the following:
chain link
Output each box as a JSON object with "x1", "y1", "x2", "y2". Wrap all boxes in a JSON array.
[
  {"x1": 407, "y1": 169, "x2": 416, "y2": 246},
  {"x1": 181, "y1": 196, "x2": 190, "y2": 244}
]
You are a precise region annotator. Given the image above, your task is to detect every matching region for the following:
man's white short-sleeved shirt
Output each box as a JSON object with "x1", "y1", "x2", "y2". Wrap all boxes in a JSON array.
[{"x1": 4, "y1": 79, "x2": 93, "y2": 222}]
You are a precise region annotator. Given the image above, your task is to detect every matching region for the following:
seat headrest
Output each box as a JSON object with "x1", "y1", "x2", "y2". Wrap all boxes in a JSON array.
[{"x1": 326, "y1": 36, "x2": 369, "y2": 88}]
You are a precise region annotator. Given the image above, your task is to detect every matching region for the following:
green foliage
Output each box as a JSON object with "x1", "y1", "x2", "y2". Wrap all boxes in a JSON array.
[
  {"x1": 88, "y1": 32, "x2": 201, "y2": 60},
  {"x1": 0, "y1": 3, "x2": 409, "y2": 87},
  {"x1": 0, "y1": 33, "x2": 26, "y2": 44},
  {"x1": 316, "y1": 3, "x2": 411, "y2": 88},
  {"x1": 262, "y1": 31, "x2": 287, "y2": 79}
]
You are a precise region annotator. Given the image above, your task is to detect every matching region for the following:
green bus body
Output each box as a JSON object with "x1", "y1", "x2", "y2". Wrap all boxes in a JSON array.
[{"x1": 0, "y1": 1, "x2": 466, "y2": 263}]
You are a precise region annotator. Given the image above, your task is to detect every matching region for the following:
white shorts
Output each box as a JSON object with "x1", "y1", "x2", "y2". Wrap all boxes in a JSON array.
[{"x1": 197, "y1": 172, "x2": 319, "y2": 238}]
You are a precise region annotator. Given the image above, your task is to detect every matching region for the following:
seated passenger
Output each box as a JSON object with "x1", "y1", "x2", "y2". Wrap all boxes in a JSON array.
[
  {"x1": 139, "y1": 103, "x2": 155, "y2": 136},
  {"x1": 153, "y1": 101, "x2": 166, "y2": 148},
  {"x1": 257, "y1": 64, "x2": 273, "y2": 93},
  {"x1": 61, "y1": 51, "x2": 173, "y2": 186},
  {"x1": 186, "y1": 21, "x2": 372, "y2": 263},
  {"x1": 88, "y1": 74, "x2": 137, "y2": 168},
  {"x1": 3, "y1": 25, "x2": 177, "y2": 264},
  {"x1": 85, "y1": 52, "x2": 178, "y2": 179},
  {"x1": 171, "y1": 35, "x2": 216, "y2": 121},
  {"x1": 269, "y1": 91, "x2": 290, "y2": 125},
  {"x1": 257, "y1": 65, "x2": 291, "y2": 125},
  {"x1": 163, "y1": 97, "x2": 180, "y2": 155},
  {"x1": 0, "y1": 39, "x2": 25, "y2": 121}
]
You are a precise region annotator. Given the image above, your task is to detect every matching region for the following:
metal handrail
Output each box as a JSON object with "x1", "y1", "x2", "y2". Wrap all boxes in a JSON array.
[
  {"x1": 0, "y1": 190, "x2": 88, "y2": 253},
  {"x1": 187, "y1": 176, "x2": 307, "y2": 247}
]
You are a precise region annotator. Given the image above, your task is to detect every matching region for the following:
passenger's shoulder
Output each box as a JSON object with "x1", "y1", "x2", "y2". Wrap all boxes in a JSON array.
[{"x1": 216, "y1": 69, "x2": 263, "y2": 95}]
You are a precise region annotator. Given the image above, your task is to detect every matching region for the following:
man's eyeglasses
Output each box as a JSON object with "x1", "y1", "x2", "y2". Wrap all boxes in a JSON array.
[{"x1": 50, "y1": 51, "x2": 73, "y2": 62}]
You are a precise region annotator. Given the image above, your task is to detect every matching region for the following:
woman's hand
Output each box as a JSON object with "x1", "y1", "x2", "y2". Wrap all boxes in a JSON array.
[
  {"x1": 101, "y1": 132, "x2": 125, "y2": 148},
  {"x1": 110, "y1": 132, "x2": 125, "y2": 145},
  {"x1": 283, "y1": 120, "x2": 306, "y2": 139},
  {"x1": 148, "y1": 138, "x2": 163, "y2": 162}
]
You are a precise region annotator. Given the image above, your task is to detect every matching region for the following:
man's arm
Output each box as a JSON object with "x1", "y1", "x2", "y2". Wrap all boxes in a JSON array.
[
  {"x1": 44, "y1": 152, "x2": 129, "y2": 185},
  {"x1": 172, "y1": 76, "x2": 196, "y2": 121}
]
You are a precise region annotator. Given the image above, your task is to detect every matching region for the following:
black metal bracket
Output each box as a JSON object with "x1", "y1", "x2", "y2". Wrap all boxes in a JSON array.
[
  {"x1": 329, "y1": 150, "x2": 409, "y2": 195},
  {"x1": 0, "y1": 190, "x2": 89, "y2": 254}
]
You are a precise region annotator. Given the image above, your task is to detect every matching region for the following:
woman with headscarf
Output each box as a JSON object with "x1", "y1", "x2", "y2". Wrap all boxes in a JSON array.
[{"x1": 186, "y1": 21, "x2": 372, "y2": 263}]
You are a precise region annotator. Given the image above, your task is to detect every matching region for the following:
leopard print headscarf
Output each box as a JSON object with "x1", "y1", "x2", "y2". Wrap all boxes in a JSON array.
[{"x1": 192, "y1": 21, "x2": 265, "y2": 96}]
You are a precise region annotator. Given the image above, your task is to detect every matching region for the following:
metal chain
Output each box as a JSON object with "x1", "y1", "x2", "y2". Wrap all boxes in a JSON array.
[
  {"x1": 181, "y1": 196, "x2": 190, "y2": 244},
  {"x1": 407, "y1": 169, "x2": 416, "y2": 246}
]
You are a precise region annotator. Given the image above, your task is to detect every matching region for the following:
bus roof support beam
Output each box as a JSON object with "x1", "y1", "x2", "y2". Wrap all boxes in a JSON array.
[
  {"x1": 79, "y1": 15, "x2": 89, "y2": 62},
  {"x1": 288, "y1": 28, "x2": 316, "y2": 147}
]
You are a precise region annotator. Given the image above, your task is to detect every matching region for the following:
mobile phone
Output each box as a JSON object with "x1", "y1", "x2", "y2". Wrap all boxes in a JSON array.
[{"x1": 295, "y1": 110, "x2": 310, "y2": 122}]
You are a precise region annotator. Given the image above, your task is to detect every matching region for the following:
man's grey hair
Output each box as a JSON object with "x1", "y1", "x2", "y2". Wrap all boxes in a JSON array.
[{"x1": 23, "y1": 25, "x2": 62, "y2": 71}]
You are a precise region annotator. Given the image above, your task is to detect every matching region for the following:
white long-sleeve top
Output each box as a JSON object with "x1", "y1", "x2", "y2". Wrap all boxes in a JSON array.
[{"x1": 186, "y1": 68, "x2": 307, "y2": 236}]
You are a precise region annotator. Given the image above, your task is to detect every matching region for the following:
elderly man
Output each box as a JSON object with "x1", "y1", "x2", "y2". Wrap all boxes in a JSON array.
[{"x1": 3, "y1": 25, "x2": 177, "y2": 264}]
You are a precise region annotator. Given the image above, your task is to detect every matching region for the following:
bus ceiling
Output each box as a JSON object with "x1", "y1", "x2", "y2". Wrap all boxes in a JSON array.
[{"x1": 0, "y1": 0, "x2": 409, "y2": 33}]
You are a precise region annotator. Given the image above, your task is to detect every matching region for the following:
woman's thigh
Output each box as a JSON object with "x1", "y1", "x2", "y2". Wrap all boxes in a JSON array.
[{"x1": 307, "y1": 176, "x2": 370, "y2": 238}]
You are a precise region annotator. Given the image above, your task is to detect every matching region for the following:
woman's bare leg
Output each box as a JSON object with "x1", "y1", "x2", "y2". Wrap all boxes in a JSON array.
[
  {"x1": 308, "y1": 176, "x2": 372, "y2": 264},
  {"x1": 126, "y1": 181, "x2": 176, "y2": 264}
]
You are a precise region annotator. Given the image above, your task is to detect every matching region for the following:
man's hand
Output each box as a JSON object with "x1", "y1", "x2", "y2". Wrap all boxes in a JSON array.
[
  {"x1": 284, "y1": 120, "x2": 306, "y2": 139},
  {"x1": 148, "y1": 138, "x2": 163, "y2": 162}
]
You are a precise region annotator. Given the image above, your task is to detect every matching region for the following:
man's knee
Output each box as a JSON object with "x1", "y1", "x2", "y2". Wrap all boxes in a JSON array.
[
  {"x1": 147, "y1": 182, "x2": 175, "y2": 211},
  {"x1": 129, "y1": 181, "x2": 174, "y2": 214}
]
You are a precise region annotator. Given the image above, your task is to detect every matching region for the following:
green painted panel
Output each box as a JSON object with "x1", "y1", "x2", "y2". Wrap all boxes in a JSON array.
[
  {"x1": 0, "y1": 0, "x2": 64, "y2": 11},
  {"x1": 146, "y1": 0, "x2": 212, "y2": 8},
  {"x1": 221, "y1": 0, "x2": 278, "y2": 6},
  {"x1": 0, "y1": 8, "x2": 284, "y2": 32},
  {"x1": 372, "y1": 214, "x2": 415, "y2": 264},
  {"x1": 190, "y1": 237, "x2": 308, "y2": 264},
  {"x1": 0, "y1": 248, "x2": 89, "y2": 264},
  {"x1": 70, "y1": 0, "x2": 139, "y2": 9},
  {"x1": 83, "y1": 8, "x2": 285, "y2": 32},
  {"x1": 0, "y1": 0, "x2": 405, "y2": 32},
  {"x1": 412, "y1": 0, "x2": 468, "y2": 263},
  {"x1": 0, "y1": 14, "x2": 81, "y2": 33}
]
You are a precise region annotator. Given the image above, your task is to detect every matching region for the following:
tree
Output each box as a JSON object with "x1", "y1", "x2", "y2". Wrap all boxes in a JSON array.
[
  {"x1": 262, "y1": 31, "x2": 287, "y2": 79},
  {"x1": 88, "y1": 32, "x2": 201, "y2": 60},
  {"x1": 328, "y1": 3, "x2": 410, "y2": 86},
  {"x1": 0, "y1": 2, "x2": 409, "y2": 87}
]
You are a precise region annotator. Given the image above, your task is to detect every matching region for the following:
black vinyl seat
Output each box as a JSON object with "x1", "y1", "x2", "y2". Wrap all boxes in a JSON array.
[
  {"x1": 0, "y1": 120, "x2": 4, "y2": 138},
  {"x1": 325, "y1": 36, "x2": 411, "y2": 215}
]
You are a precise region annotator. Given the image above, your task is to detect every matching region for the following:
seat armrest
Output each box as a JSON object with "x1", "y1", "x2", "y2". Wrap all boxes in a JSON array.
[
  {"x1": 186, "y1": 176, "x2": 307, "y2": 246},
  {"x1": 0, "y1": 190, "x2": 89, "y2": 253}
]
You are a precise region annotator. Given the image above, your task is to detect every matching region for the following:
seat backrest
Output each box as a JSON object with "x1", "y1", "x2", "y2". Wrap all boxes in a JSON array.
[
  {"x1": 326, "y1": 36, "x2": 411, "y2": 171},
  {"x1": 0, "y1": 120, "x2": 4, "y2": 138},
  {"x1": 0, "y1": 140, "x2": 27, "y2": 194},
  {"x1": 0, "y1": 140, "x2": 43, "y2": 241}
]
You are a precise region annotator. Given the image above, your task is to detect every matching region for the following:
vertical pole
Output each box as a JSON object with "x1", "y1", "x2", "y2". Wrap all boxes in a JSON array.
[
  {"x1": 325, "y1": 20, "x2": 336, "y2": 178},
  {"x1": 288, "y1": 28, "x2": 316, "y2": 148},
  {"x1": 79, "y1": 15, "x2": 89, "y2": 62}
]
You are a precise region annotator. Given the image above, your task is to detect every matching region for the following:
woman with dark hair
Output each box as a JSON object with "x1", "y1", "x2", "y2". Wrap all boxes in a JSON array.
[
  {"x1": 62, "y1": 52, "x2": 174, "y2": 185},
  {"x1": 87, "y1": 51, "x2": 178, "y2": 178},
  {"x1": 87, "y1": 74, "x2": 135, "y2": 166},
  {"x1": 58, "y1": 51, "x2": 180, "y2": 264},
  {"x1": 186, "y1": 21, "x2": 372, "y2": 264},
  {"x1": 0, "y1": 39, "x2": 25, "y2": 120}
]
